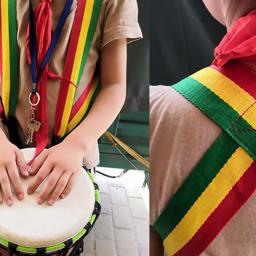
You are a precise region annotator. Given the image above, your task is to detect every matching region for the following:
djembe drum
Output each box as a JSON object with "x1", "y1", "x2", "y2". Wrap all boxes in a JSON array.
[{"x1": 0, "y1": 148, "x2": 101, "y2": 256}]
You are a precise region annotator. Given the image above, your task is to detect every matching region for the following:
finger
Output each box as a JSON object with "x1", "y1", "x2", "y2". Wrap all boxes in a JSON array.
[
  {"x1": 6, "y1": 162, "x2": 24, "y2": 200},
  {"x1": 30, "y1": 150, "x2": 48, "y2": 175},
  {"x1": 60, "y1": 174, "x2": 76, "y2": 199},
  {"x1": 48, "y1": 171, "x2": 71, "y2": 205},
  {"x1": 0, "y1": 168, "x2": 13, "y2": 206},
  {"x1": 0, "y1": 188, "x2": 3, "y2": 204},
  {"x1": 38, "y1": 168, "x2": 64, "y2": 204},
  {"x1": 27, "y1": 161, "x2": 52, "y2": 195},
  {"x1": 15, "y1": 149, "x2": 29, "y2": 178}
]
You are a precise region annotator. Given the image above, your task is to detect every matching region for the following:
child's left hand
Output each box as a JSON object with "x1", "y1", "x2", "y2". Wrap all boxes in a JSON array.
[{"x1": 27, "y1": 138, "x2": 85, "y2": 206}]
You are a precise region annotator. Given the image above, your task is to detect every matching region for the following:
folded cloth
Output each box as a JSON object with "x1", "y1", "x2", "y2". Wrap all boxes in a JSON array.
[{"x1": 213, "y1": 10, "x2": 256, "y2": 67}]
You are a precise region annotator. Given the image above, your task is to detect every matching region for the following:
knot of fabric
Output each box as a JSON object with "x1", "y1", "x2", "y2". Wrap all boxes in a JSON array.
[
  {"x1": 48, "y1": 70, "x2": 78, "y2": 88},
  {"x1": 213, "y1": 10, "x2": 256, "y2": 67}
]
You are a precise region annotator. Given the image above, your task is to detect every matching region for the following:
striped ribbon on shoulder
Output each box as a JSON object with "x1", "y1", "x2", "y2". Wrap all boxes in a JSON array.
[
  {"x1": 55, "y1": 0, "x2": 102, "y2": 138},
  {"x1": 153, "y1": 62, "x2": 256, "y2": 256}
]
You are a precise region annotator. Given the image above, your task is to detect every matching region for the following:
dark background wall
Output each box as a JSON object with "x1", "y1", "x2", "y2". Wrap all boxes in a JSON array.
[
  {"x1": 123, "y1": 0, "x2": 149, "y2": 112},
  {"x1": 150, "y1": 0, "x2": 226, "y2": 85}
]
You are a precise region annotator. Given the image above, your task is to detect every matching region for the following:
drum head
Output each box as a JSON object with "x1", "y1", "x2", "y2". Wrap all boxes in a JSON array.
[{"x1": 0, "y1": 148, "x2": 95, "y2": 248}]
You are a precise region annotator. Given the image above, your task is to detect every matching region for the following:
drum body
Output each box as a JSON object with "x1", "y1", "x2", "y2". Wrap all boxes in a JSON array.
[{"x1": 0, "y1": 148, "x2": 101, "y2": 256}]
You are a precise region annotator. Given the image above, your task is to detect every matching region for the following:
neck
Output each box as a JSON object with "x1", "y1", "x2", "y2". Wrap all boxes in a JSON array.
[
  {"x1": 225, "y1": 4, "x2": 256, "y2": 30},
  {"x1": 224, "y1": 7, "x2": 256, "y2": 75}
]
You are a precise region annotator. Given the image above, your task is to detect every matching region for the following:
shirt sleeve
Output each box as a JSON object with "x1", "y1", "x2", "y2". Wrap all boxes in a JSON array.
[{"x1": 101, "y1": 0, "x2": 143, "y2": 48}]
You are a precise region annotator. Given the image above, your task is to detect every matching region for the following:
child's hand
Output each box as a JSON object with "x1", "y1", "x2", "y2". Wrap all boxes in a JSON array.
[
  {"x1": 0, "y1": 133, "x2": 29, "y2": 206},
  {"x1": 27, "y1": 138, "x2": 85, "y2": 205}
]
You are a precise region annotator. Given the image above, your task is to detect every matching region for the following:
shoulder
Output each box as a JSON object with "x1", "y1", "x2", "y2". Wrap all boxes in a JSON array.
[
  {"x1": 100, "y1": 0, "x2": 140, "y2": 23},
  {"x1": 150, "y1": 83, "x2": 221, "y2": 136},
  {"x1": 102, "y1": 0, "x2": 139, "y2": 9},
  {"x1": 150, "y1": 83, "x2": 222, "y2": 169},
  {"x1": 150, "y1": 85, "x2": 202, "y2": 131},
  {"x1": 100, "y1": 0, "x2": 142, "y2": 48}
]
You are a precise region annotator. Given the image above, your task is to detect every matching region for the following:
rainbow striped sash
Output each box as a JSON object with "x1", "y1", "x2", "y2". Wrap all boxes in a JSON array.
[
  {"x1": 0, "y1": 0, "x2": 102, "y2": 138},
  {"x1": 153, "y1": 62, "x2": 256, "y2": 256},
  {"x1": 0, "y1": 1, "x2": 19, "y2": 118},
  {"x1": 54, "y1": 0, "x2": 102, "y2": 138}
]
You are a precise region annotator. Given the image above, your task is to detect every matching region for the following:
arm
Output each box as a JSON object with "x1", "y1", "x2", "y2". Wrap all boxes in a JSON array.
[
  {"x1": 65, "y1": 38, "x2": 127, "y2": 151},
  {"x1": 28, "y1": 39, "x2": 127, "y2": 205}
]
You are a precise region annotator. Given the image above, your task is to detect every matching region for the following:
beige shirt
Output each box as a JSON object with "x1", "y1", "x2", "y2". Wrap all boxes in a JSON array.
[
  {"x1": 2, "y1": 0, "x2": 142, "y2": 168},
  {"x1": 150, "y1": 85, "x2": 256, "y2": 255}
]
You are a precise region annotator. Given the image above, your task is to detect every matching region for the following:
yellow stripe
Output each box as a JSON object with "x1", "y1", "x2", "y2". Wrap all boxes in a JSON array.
[
  {"x1": 191, "y1": 68, "x2": 256, "y2": 129},
  {"x1": 58, "y1": 0, "x2": 95, "y2": 137},
  {"x1": 163, "y1": 147, "x2": 253, "y2": 255},
  {"x1": 66, "y1": 79, "x2": 97, "y2": 133},
  {"x1": 1, "y1": 1, "x2": 10, "y2": 117}
]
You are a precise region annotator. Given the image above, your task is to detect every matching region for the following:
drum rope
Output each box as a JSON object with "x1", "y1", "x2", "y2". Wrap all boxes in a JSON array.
[
  {"x1": 96, "y1": 168, "x2": 129, "y2": 179},
  {"x1": 96, "y1": 145, "x2": 149, "y2": 186}
]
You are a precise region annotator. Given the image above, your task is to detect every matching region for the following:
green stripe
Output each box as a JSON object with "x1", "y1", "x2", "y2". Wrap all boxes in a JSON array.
[
  {"x1": 77, "y1": 0, "x2": 102, "y2": 84},
  {"x1": 88, "y1": 171, "x2": 94, "y2": 181},
  {"x1": 17, "y1": 246, "x2": 37, "y2": 254},
  {"x1": 8, "y1": 0, "x2": 19, "y2": 117},
  {"x1": 72, "y1": 228, "x2": 86, "y2": 243},
  {"x1": 153, "y1": 132, "x2": 239, "y2": 240},
  {"x1": 90, "y1": 214, "x2": 96, "y2": 224},
  {"x1": 173, "y1": 77, "x2": 256, "y2": 160},
  {"x1": 95, "y1": 189, "x2": 100, "y2": 202},
  {"x1": 0, "y1": 237, "x2": 8, "y2": 247},
  {"x1": 46, "y1": 243, "x2": 65, "y2": 253}
]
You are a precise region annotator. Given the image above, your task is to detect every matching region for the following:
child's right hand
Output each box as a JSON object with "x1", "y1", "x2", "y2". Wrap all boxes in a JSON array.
[{"x1": 0, "y1": 131, "x2": 29, "y2": 206}]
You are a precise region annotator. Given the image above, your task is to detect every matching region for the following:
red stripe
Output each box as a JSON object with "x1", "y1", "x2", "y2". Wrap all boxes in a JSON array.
[
  {"x1": 212, "y1": 62, "x2": 256, "y2": 99},
  {"x1": 54, "y1": 0, "x2": 87, "y2": 135},
  {"x1": 175, "y1": 161, "x2": 256, "y2": 256},
  {"x1": 69, "y1": 75, "x2": 94, "y2": 120}
]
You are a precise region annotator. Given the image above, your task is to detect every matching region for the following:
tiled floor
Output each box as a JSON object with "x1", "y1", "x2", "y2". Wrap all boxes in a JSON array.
[{"x1": 82, "y1": 168, "x2": 149, "y2": 256}]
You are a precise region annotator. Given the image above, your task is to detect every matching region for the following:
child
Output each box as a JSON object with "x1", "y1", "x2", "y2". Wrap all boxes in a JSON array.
[{"x1": 0, "y1": 0, "x2": 142, "y2": 207}]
